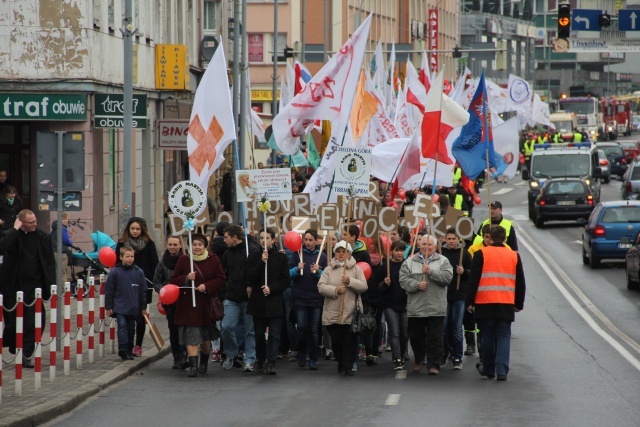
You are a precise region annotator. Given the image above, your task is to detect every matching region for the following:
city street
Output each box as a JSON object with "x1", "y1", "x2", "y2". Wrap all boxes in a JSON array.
[{"x1": 44, "y1": 172, "x2": 640, "y2": 427}]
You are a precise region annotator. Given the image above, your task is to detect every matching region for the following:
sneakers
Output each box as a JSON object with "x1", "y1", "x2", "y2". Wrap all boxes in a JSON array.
[
  {"x1": 352, "y1": 362, "x2": 358, "y2": 372},
  {"x1": 288, "y1": 351, "x2": 298, "y2": 362},
  {"x1": 211, "y1": 349, "x2": 221, "y2": 362},
  {"x1": 497, "y1": 375, "x2": 507, "y2": 381},
  {"x1": 297, "y1": 353, "x2": 307, "y2": 368},
  {"x1": 464, "y1": 345, "x2": 476, "y2": 356},
  {"x1": 427, "y1": 367, "x2": 439, "y2": 375},
  {"x1": 452, "y1": 359, "x2": 462, "y2": 370},
  {"x1": 323, "y1": 349, "x2": 334, "y2": 360},
  {"x1": 243, "y1": 362, "x2": 254, "y2": 372},
  {"x1": 365, "y1": 355, "x2": 377, "y2": 366},
  {"x1": 266, "y1": 365, "x2": 276, "y2": 375},
  {"x1": 309, "y1": 359, "x2": 318, "y2": 370},
  {"x1": 222, "y1": 358, "x2": 233, "y2": 369},
  {"x1": 132, "y1": 346, "x2": 142, "y2": 357},
  {"x1": 393, "y1": 359, "x2": 405, "y2": 371}
]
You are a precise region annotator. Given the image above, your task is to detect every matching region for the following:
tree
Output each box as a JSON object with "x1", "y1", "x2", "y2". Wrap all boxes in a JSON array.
[{"x1": 523, "y1": 0, "x2": 533, "y2": 21}]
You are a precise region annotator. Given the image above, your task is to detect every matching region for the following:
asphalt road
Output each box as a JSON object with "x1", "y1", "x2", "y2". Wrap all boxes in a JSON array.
[{"x1": 45, "y1": 173, "x2": 640, "y2": 427}]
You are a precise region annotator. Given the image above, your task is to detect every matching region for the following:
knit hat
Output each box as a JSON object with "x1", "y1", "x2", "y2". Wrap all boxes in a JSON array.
[{"x1": 334, "y1": 240, "x2": 353, "y2": 254}]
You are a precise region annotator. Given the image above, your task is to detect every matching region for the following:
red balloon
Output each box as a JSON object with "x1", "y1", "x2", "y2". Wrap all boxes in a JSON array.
[
  {"x1": 474, "y1": 196, "x2": 482, "y2": 205},
  {"x1": 361, "y1": 237, "x2": 373, "y2": 250},
  {"x1": 159, "y1": 284, "x2": 180, "y2": 305},
  {"x1": 357, "y1": 262, "x2": 372, "y2": 280},
  {"x1": 380, "y1": 235, "x2": 391, "y2": 255},
  {"x1": 157, "y1": 301, "x2": 166, "y2": 316},
  {"x1": 432, "y1": 194, "x2": 439, "y2": 203},
  {"x1": 283, "y1": 231, "x2": 303, "y2": 252},
  {"x1": 98, "y1": 247, "x2": 117, "y2": 268},
  {"x1": 398, "y1": 189, "x2": 406, "y2": 200}
]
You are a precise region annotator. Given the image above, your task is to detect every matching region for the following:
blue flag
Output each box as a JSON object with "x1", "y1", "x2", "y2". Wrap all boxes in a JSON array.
[{"x1": 451, "y1": 72, "x2": 496, "y2": 180}]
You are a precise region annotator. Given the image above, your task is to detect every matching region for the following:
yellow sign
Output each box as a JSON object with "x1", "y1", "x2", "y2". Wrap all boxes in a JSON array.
[
  {"x1": 251, "y1": 90, "x2": 281, "y2": 101},
  {"x1": 156, "y1": 44, "x2": 187, "y2": 90}
]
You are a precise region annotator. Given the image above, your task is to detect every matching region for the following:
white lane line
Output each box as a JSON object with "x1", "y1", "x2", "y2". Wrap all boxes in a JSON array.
[
  {"x1": 519, "y1": 227, "x2": 640, "y2": 371},
  {"x1": 492, "y1": 188, "x2": 514, "y2": 195},
  {"x1": 385, "y1": 394, "x2": 401, "y2": 406},
  {"x1": 395, "y1": 370, "x2": 407, "y2": 379},
  {"x1": 514, "y1": 181, "x2": 526, "y2": 186}
]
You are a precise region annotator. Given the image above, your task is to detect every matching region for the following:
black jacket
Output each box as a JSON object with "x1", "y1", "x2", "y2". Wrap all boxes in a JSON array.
[
  {"x1": 247, "y1": 246, "x2": 290, "y2": 318},
  {"x1": 0, "y1": 199, "x2": 22, "y2": 232},
  {"x1": 221, "y1": 239, "x2": 261, "y2": 302},
  {"x1": 440, "y1": 243, "x2": 472, "y2": 302},
  {"x1": 376, "y1": 259, "x2": 406, "y2": 312},
  {"x1": 209, "y1": 235, "x2": 227, "y2": 260}
]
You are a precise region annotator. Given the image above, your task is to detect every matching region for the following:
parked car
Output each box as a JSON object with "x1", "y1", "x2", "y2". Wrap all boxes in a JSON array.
[
  {"x1": 619, "y1": 141, "x2": 640, "y2": 164},
  {"x1": 624, "y1": 231, "x2": 640, "y2": 290},
  {"x1": 582, "y1": 200, "x2": 640, "y2": 268},
  {"x1": 632, "y1": 115, "x2": 640, "y2": 132},
  {"x1": 621, "y1": 160, "x2": 640, "y2": 200},
  {"x1": 596, "y1": 142, "x2": 627, "y2": 179},
  {"x1": 596, "y1": 149, "x2": 611, "y2": 183},
  {"x1": 532, "y1": 178, "x2": 595, "y2": 228}
]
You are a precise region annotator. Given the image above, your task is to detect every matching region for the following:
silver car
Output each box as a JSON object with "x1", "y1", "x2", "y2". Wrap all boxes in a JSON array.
[{"x1": 622, "y1": 161, "x2": 640, "y2": 200}]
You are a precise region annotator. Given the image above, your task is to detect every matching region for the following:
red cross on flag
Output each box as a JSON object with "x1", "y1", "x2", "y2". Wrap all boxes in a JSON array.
[{"x1": 187, "y1": 39, "x2": 236, "y2": 190}]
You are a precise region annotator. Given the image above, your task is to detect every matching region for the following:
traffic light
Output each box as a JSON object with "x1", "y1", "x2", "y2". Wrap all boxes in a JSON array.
[
  {"x1": 284, "y1": 46, "x2": 294, "y2": 58},
  {"x1": 558, "y1": 3, "x2": 571, "y2": 39},
  {"x1": 452, "y1": 46, "x2": 462, "y2": 59},
  {"x1": 599, "y1": 12, "x2": 611, "y2": 28}
]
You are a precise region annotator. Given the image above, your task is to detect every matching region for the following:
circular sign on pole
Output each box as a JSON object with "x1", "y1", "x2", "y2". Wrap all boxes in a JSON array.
[{"x1": 168, "y1": 181, "x2": 207, "y2": 219}]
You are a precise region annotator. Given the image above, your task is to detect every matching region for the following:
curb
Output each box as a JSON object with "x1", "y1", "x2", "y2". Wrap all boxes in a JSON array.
[{"x1": 1, "y1": 346, "x2": 171, "y2": 427}]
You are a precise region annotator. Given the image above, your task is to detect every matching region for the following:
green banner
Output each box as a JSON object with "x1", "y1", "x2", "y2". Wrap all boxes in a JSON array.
[{"x1": 0, "y1": 93, "x2": 87, "y2": 121}]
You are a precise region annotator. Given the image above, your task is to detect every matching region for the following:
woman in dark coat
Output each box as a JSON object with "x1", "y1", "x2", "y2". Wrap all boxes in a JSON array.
[
  {"x1": 115, "y1": 217, "x2": 159, "y2": 356},
  {"x1": 0, "y1": 186, "x2": 22, "y2": 234},
  {"x1": 171, "y1": 233, "x2": 226, "y2": 377}
]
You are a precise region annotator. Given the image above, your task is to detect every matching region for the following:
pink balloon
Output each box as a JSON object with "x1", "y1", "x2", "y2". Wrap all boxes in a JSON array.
[
  {"x1": 357, "y1": 262, "x2": 372, "y2": 280},
  {"x1": 159, "y1": 284, "x2": 179, "y2": 305},
  {"x1": 432, "y1": 194, "x2": 439, "y2": 203},
  {"x1": 98, "y1": 247, "x2": 117, "y2": 268},
  {"x1": 157, "y1": 301, "x2": 166, "y2": 316},
  {"x1": 474, "y1": 196, "x2": 482, "y2": 205},
  {"x1": 284, "y1": 231, "x2": 303, "y2": 252}
]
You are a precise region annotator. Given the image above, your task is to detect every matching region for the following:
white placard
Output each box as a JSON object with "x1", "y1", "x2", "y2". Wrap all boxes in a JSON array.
[
  {"x1": 333, "y1": 147, "x2": 371, "y2": 196},
  {"x1": 235, "y1": 168, "x2": 293, "y2": 202},
  {"x1": 168, "y1": 181, "x2": 207, "y2": 219}
]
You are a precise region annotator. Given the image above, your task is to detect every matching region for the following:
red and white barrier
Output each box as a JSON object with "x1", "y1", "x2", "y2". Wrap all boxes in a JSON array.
[
  {"x1": 99, "y1": 274, "x2": 106, "y2": 358},
  {"x1": 88, "y1": 277, "x2": 95, "y2": 364},
  {"x1": 14, "y1": 291, "x2": 23, "y2": 397},
  {"x1": 76, "y1": 280, "x2": 83, "y2": 370},
  {"x1": 63, "y1": 282, "x2": 71, "y2": 376},
  {"x1": 49, "y1": 285, "x2": 57, "y2": 383},
  {"x1": 34, "y1": 289, "x2": 42, "y2": 391}
]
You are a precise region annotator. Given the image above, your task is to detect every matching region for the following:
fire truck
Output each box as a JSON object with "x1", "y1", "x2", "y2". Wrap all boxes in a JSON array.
[
  {"x1": 558, "y1": 97, "x2": 605, "y2": 141},
  {"x1": 601, "y1": 99, "x2": 618, "y2": 140},
  {"x1": 615, "y1": 100, "x2": 632, "y2": 137}
]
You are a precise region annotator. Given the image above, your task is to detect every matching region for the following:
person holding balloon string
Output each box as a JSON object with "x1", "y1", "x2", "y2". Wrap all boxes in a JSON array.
[
  {"x1": 115, "y1": 217, "x2": 159, "y2": 357},
  {"x1": 169, "y1": 233, "x2": 226, "y2": 377}
]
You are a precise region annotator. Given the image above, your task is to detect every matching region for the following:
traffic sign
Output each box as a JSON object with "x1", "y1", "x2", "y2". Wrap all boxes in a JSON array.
[
  {"x1": 571, "y1": 9, "x2": 602, "y2": 31},
  {"x1": 619, "y1": 10, "x2": 640, "y2": 31}
]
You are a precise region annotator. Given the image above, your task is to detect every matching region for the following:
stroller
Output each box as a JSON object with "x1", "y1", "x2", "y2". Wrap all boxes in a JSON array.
[{"x1": 70, "y1": 231, "x2": 116, "y2": 295}]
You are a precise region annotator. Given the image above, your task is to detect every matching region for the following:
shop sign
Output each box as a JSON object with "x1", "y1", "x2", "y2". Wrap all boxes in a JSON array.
[{"x1": 0, "y1": 93, "x2": 87, "y2": 121}]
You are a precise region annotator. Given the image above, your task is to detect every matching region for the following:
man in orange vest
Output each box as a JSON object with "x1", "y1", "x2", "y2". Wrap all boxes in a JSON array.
[{"x1": 465, "y1": 225, "x2": 525, "y2": 381}]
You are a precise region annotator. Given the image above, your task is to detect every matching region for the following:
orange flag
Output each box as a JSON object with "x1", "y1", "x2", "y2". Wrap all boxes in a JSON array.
[{"x1": 349, "y1": 69, "x2": 380, "y2": 141}]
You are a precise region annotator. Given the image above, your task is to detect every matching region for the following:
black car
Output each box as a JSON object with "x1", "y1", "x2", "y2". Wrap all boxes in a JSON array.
[
  {"x1": 625, "y1": 231, "x2": 640, "y2": 290},
  {"x1": 532, "y1": 178, "x2": 595, "y2": 228},
  {"x1": 596, "y1": 142, "x2": 628, "y2": 179}
]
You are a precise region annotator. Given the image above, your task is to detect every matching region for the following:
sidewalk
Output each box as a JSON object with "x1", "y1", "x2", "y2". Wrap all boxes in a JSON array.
[{"x1": 1, "y1": 299, "x2": 171, "y2": 427}]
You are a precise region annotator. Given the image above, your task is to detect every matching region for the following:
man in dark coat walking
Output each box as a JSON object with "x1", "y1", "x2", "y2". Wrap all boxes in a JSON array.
[{"x1": 0, "y1": 209, "x2": 55, "y2": 367}]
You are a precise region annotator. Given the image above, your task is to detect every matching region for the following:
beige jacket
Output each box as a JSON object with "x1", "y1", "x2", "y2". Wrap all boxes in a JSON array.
[{"x1": 318, "y1": 257, "x2": 368, "y2": 326}]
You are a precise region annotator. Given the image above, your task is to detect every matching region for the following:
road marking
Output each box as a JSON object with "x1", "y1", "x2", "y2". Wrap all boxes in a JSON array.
[
  {"x1": 520, "y1": 200, "x2": 529, "y2": 205},
  {"x1": 511, "y1": 214, "x2": 529, "y2": 221},
  {"x1": 514, "y1": 181, "x2": 526, "y2": 186},
  {"x1": 492, "y1": 188, "x2": 514, "y2": 195},
  {"x1": 572, "y1": 240, "x2": 582, "y2": 245},
  {"x1": 385, "y1": 394, "x2": 401, "y2": 406},
  {"x1": 519, "y1": 227, "x2": 640, "y2": 371},
  {"x1": 395, "y1": 370, "x2": 407, "y2": 379}
]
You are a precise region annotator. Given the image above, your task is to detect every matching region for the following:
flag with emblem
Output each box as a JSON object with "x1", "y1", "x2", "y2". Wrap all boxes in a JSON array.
[{"x1": 187, "y1": 41, "x2": 236, "y2": 190}]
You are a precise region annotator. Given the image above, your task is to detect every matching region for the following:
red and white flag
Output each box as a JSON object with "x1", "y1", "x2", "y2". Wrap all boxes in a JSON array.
[
  {"x1": 187, "y1": 41, "x2": 236, "y2": 190},
  {"x1": 405, "y1": 60, "x2": 428, "y2": 114},
  {"x1": 421, "y1": 70, "x2": 469, "y2": 165},
  {"x1": 419, "y1": 51, "x2": 432, "y2": 93},
  {"x1": 272, "y1": 14, "x2": 373, "y2": 154}
]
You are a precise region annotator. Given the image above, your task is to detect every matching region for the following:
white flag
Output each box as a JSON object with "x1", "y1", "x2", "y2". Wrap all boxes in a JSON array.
[
  {"x1": 273, "y1": 14, "x2": 373, "y2": 154},
  {"x1": 187, "y1": 41, "x2": 236, "y2": 190},
  {"x1": 492, "y1": 117, "x2": 520, "y2": 179},
  {"x1": 532, "y1": 93, "x2": 552, "y2": 128},
  {"x1": 506, "y1": 74, "x2": 533, "y2": 113}
]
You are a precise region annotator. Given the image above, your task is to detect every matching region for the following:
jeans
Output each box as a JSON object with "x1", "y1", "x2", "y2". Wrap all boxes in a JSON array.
[
  {"x1": 116, "y1": 313, "x2": 136, "y2": 353},
  {"x1": 443, "y1": 300, "x2": 465, "y2": 360},
  {"x1": 327, "y1": 324, "x2": 357, "y2": 373},
  {"x1": 221, "y1": 300, "x2": 256, "y2": 363},
  {"x1": 283, "y1": 287, "x2": 298, "y2": 351},
  {"x1": 478, "y1": 318, "x2": 512, "y2": 377},
  {"x1": 383, "y1": 308, "x2": 408, "y2": 360},
  {"x1": 407, "y1": 316, "x2": 444, "y2": 370},
  {"x1": 295, "y1": 306, "x2": 322, "y2": 361},
  {"x1": 254, "y1": 316, "x2": 282, "y2": 366}
]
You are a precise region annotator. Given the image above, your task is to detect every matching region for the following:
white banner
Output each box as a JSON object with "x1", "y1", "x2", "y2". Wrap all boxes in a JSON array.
[
  {"x1": 566, "y1": 38, "x2": 640, "y2": 52},
  {"x1": 235, "y1": 168, "x2": 293, "y2": 202},
  {"x1": 333, "y1": 147, "x2": 372, "y2": 196}
]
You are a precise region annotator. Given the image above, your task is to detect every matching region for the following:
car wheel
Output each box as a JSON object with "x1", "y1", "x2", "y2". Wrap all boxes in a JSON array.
[
  {"x1": 603, "y1": 176, "x2": 610, "y2": 184},
  {"x1": 528, "y1": 202, "x2": 534, "y2": 220},
  {"x1": 589, "y1": 247, "x2": 601, "y2": 269},
  {"x1": 582, "y1": 246, "x2": 589, "y2": 265},
  {"x1": 626, "y1": 267, "x2": 640, "y2": 290},
  {"x1": 534, "y1": 215, "x2": 544, "y2": 228}
]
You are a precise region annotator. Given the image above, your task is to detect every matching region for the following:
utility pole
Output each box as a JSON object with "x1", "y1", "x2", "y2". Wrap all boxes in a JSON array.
[
  {"x1": 239, "y1": 0, "x2": 248, "y2": 169},
  {"x1": 271, "y1": 0, "x2": 279, "y2": 167},
  {"x1": 121, "y1": 0, "x2": 135, "y2": 226},
  {"x1": 231, "y1": 0, "x2": 242, "y2": 224}
]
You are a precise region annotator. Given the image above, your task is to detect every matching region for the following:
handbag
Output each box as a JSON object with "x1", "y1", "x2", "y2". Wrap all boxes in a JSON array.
[
  {"x1": 193, "y1": 262, "x2": 224, "y2": 321},
  {"x1": 350, "y1": 294, "x2": 377, "y2": 335}
]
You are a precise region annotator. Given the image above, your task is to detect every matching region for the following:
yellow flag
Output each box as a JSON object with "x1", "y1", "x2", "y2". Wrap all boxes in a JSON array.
[
  {"x1": 349, "y1": 69, "x2": 380, "y2": 141},
  {"x1": 320, "y1": 120, "x2": 331, "y2": 156}
]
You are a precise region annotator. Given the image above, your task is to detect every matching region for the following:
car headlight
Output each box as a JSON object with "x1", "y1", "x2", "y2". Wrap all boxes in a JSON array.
[
  {"x1": 607, "y1": 126, "x2": 613, "y2": 131},
  {"x1": 590, "y1": 130, "x2": 596, "y2": 134},
  {"x1": 585, "y1": 179, "x2": 591, "y2": 186},
  {"x1": 530, "y1": 181, "x2": 539, "y2": 190}
]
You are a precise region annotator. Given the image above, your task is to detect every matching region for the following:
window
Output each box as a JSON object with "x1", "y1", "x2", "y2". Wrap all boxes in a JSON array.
[
  {"x1": 108, "y1": 0, "x2": 114, "y2": 29},
  {"x1": 204, "y1": 0, "x2": 219, "y2": 31},
  {"x1": 248, "y1": 33, "x2": 264, "y2": 63}
]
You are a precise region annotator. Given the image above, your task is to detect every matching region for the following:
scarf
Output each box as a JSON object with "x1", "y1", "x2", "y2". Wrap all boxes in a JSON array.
[
  {"x1": 127, "y1": 237, "x2": 147, "y2": 253},
  {"x1": 6, "y1": 197, "x2": 14, "y2": 205},
  {"x1": 162, "y1": 249, "x2": 181, "y2": 270},
  {"x1": 191, "y1": 249, "x2": 208, "y2": 262}
]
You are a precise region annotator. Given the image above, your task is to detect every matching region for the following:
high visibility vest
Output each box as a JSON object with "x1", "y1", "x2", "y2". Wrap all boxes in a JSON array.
[
  {"x1": 453, "y1": 168, "x2": 462, "y2": 185},
  {"x1": 573, "y1": 132, "x2": 583, "y2": 142},
  {"x1": 472, "y1": 218, "x2": 513, "y2": 246},
  {"x1": 475, "y1": 245, "x2": 517, "y2": 305},
  {"x1": 553, "y1": 133, "x2": 560, "y2": 143},
  {"x1": 452, "y1": 194, "x2": 463, "y2": 210},
  {"x1": 523, "y1": 140, "x2": 534, "y2": 156}
]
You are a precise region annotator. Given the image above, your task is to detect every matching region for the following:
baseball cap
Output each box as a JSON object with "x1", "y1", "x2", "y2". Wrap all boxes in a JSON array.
[
  {"x1": 491, "y1": 201, "x2": 503, "y2": 209},
  {"x1": 334, "y1": 240, "x2": 353, "y2": 254}
]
